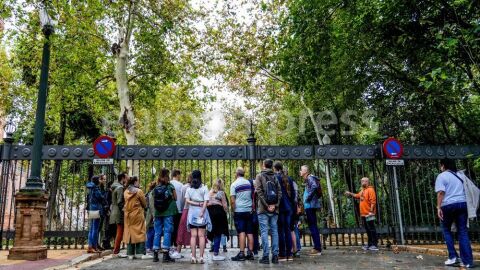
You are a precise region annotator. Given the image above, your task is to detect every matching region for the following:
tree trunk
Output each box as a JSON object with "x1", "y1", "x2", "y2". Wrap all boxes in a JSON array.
[
  {"x1": 47, "y1": 109, "x2": 66, "y2": 228},
  {"x1": 114, "y1": 14, "x2": 137, "y2": 175}
]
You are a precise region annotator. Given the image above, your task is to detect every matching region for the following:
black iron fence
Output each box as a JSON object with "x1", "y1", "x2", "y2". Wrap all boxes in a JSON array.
[{"x1": 0, "y1": 139, "x2": 479, "y2": 249}]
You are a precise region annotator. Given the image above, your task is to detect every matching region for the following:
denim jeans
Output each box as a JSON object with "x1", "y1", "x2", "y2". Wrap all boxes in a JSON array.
[
  {"x1": 212, "y1": 235, "x2": 222, "y2": 254},
  {"x1": 88, "y1": 219, "x2": 100, "y2": 248},
  {"x1": 146, "y1": 226, "x2": 155, "y2": 251},
  {"x1": 221, "y1": 234, "x2": 227, "y2": 247},
  {"x1": 294, "y1": 224, "x2": 301, "y2": 251},
  {"x1": 258, "y1": 213, "x2": 279, "y2": 257},
  {"x1": 154, "y1": 216, "x2": 174, "y2": 250},
  {"x1": 305, "y1": 208, "x2": 322, "y2": 251},
  {"x1": 278, "y1": 211, "x2": 293, "y2": 257},
  {"x1": 441, "y1": 202, "x2": 473, "y2": 265}
]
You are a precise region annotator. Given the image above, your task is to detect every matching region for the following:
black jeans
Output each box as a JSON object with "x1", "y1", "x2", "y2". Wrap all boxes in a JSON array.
[{"x1": 361, "y1": 216, "x2": 378, "y2": 247}]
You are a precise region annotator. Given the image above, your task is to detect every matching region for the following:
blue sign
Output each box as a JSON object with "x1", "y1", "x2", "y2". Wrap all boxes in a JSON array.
[
  {"x1": 383, "y1": 138, "x2": 404, "y2": 159},
  {"x1": 93, "y1": 136, "x2": 115, "y2": 158}
]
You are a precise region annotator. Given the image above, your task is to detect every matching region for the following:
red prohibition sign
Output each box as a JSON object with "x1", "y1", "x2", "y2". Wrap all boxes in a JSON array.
[{"x1": 93, "y1": 135, "x2": 116, "y2": 158}]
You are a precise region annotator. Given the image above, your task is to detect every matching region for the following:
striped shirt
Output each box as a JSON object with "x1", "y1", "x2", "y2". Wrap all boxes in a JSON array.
[{"x1": 230, "y1": 177, "x2": 253, "y2": 213}]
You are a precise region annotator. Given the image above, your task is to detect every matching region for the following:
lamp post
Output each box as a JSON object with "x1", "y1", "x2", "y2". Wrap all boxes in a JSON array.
[
  {"x1": 22, "y1": 7, "x2": 54, "y2": 191},
  {"x1": 8, "y1": 6, "x2": 54, "y2": 260}
]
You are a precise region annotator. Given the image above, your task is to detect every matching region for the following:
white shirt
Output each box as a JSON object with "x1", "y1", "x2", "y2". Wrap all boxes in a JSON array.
[
  {"x1": 170, "y1": 179, "x2": 184, "y2": 213},
  {"x1": 186, "y1": 184, "x2": 209, "y2": 207}
]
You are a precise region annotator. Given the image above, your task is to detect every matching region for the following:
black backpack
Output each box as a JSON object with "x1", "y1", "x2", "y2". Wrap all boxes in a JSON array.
[
  {"x1": 264, "y1": 174, "x2": 279, "y2": 205},
  {"x1": 154, "y1": 184, "x2": 172, "y2": 212}
]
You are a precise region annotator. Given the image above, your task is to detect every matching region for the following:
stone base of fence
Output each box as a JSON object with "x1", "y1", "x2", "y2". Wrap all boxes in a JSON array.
[{"x1": 395, "y1": 245, "x2": 480, "y2": 260}]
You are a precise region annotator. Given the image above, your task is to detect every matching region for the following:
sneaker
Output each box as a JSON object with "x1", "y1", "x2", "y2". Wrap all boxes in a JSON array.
[
  {"x1": 293, "y1": 251, "x2": 300, "y2": 258},
  {"x1": 162, "y1": 252, "x2": 175, "y2": 263},
  {"x1": 459, "y1": 263, "x2": 475, "y2": 268},
  {"x1": 213, "y1": 255, "x2": 226, "y2": 261},
  {"x1": 287, "y1": 256, "x2": 293, "y2": 261},
  {"x1": 308, "y1": 249, "x2": 322, "y2": 256},
  {"x1": 128, "y1": 255, "x2": 134, "y2": 260},
  {"x1": 231, "y1": 252, "x2": 246, "y2": 261},
  {"x1": 444, "y1": 258, "x2": 460, "y2": 266},
  {"x1": 368, "y1": 246, "x2": 379, "y2": 251},
  {"x1": 361, "y1": 245, "x2": 369, "y2": 251},
  {"x1": 140, "y1": 254, "x2": 153, "y2": 260},
  {"x1": 245, "y1": 252, "x2": 255, "y2": 261},
  {"x1": 170, "y1": 251, "x2": 183, "y2": 259},
  {"x1": 118, "y1": 253, "x2": 128, "y2": 258},
  {"x1": 259, "y1": 256, "x2": 270, "y2": 264},
  {"x1": 278, "y1": 256, "x2": 287, "y2": 262},
  {"x1": 272, "y1": 255, "x2": 279, "y2": 264}
]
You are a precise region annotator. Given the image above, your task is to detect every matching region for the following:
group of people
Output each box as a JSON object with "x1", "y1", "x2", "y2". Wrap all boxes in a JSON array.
[
  {"x1": 85, "y1": 159, "x2": 338, "y2": 263},
  {"x1": 85, "y1": 158, "x2": 475, "y2": 267}
]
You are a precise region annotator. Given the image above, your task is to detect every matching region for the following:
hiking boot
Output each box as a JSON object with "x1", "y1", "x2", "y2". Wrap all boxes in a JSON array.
[
  {"x1": 163, "y1": 251, "x2": 175, "y2": 263},
  {"x1": 308, "y1": 249, "x2": 322, "y2": 256},
  {"x1": 245, "y1": 252, "x2": 255, "y2": 261},
  {"x1": 153, "y1": 251, "x2": 159, "y2": 262},
  {"x1": 272, "y1": 255, "x2": 279, "y2": 264},
  {"x1": 259, "y1": 256, "x2": 270, "y2": 264},
  {"x1": 231, "y1": 252, "x2": 246, "y2": 261}
]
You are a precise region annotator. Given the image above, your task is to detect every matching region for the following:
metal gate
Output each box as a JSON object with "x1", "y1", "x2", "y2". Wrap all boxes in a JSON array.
[{"x1": 1, "y1": 135, "x2": 479, "y2": 249}]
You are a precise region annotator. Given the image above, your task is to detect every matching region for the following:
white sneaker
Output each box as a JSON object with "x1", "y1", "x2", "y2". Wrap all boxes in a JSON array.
[
  {"x1": 140, "y1": 254, "x2": 154, "y2": 260},
  {"x1": 444, "y1": 258, "x2": 459, "y2": 266},
  {"x1": 212, "y1": 255, "x2": 225, "y2": 261},
  {"x1": 170, "y1": 251, "x2": 183, "y2": 259},
  {"x1": 361, "y1": 245, "x2": 369, "y2": 251},
  {"x1": 118, "y1": 253, "x2": 128, "y2": 258},
  {"x1": 368, "y1": 246, "x2": 379, "y2": 251},
  {"x1": 459, "y1": 262, "x2": 475, "y2": 268},
  {"x1": 128, "y1": 255, "x2": 134, "y2": 260}
]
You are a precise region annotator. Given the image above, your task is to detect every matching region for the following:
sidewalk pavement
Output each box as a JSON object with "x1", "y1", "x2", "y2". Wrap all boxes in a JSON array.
[{"x1": 0, "y1": 249, "x2": 111, "y2": 270}]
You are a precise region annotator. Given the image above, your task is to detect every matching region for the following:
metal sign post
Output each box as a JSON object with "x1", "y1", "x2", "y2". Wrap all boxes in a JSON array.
[
  {"x1": 392, "y1": 165, "x2": 405, "y2": 245},
  {"x1": 383, "y1": 137, "x2": 405, "y2": 245}
]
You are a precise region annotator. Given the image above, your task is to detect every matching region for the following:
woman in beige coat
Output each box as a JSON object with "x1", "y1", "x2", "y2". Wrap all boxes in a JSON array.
[{"x1": 123, "y1": 176, "x2": 152, "y2": 260}]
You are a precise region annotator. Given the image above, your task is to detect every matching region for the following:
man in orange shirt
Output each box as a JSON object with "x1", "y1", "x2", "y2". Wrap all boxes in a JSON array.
[{"x1": 345, "y1": 177, "x2": 378, "y2": 251}]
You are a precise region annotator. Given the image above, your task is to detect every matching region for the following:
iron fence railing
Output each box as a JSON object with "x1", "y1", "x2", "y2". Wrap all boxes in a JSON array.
[{"x1": 0, "y1": 141, "x2": 479, "y2": 249}]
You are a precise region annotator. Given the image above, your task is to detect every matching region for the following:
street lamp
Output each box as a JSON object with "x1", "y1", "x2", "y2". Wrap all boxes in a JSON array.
[
  {"x1": 4, "y1": 119, "x2": 16, "y2": 139},
  {"x1": 22, "y1": 6, "x2": 55, "y2": 191}
]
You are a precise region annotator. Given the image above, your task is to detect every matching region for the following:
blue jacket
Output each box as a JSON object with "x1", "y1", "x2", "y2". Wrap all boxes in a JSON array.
[
  {"x1": 86, "y1": 182, "x2": 107, "y2": 216},
  {"x1": 276, "y1": 173, "x2": 295, "y2": 213},
  {"x1": 303, "y1": 175, "x2": 321, "y2": 209}
]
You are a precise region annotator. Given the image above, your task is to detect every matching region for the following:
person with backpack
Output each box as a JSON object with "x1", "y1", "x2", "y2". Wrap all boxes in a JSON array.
[
  {"x1": 299, "y1": 165, "x2": 322, "y2": 256},
  {"x1": 152, "y1": 168, "x2": 178, "y2": 263},
  {"x1": 206, "y1": 178, "x2": 229, "y2": 261},
  {"x1": 345, "y1": 177, "x2": 378, "y2": 251},
  {"x1": 123, "y1": 176, "x2": 152, "y2": 260},
  {"x1": 434, "y1": 159, "x2": 474, "y2": 268},
  {"x1": 254, "y1": 159, "x2": 282, "y2": 264},
  {"x1": 86, "y1": 175, "x2": 107, "y2": 253},
  {"x1": 145, "y1": 181, "x2": 157, "y2": 254},
  {"x1": 186, "y1": 170, "x2": 212, "y2": 264},
  {"x1": 230, "y1": 167, "x2": 255, "y2": 261},
  {"x1": 274, "y1": 161, "x2": 295, "y2": 262},
  {"x1": 111, "y1": 172, "x2": 128, "y2": 255}
]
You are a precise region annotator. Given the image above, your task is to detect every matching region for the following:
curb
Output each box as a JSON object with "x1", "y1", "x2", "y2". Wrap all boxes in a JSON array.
[
  {"x1": 395, "y1": 245, "x2": 480, "y2": 260},
  {"x1": 43, "y1": 250, "x2": 112, "y2": 270}
]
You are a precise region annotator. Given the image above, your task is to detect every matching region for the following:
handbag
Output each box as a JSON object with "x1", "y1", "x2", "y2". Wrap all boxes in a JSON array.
[{"x1": 88, "y1": 210, "x2": 100, "y2": 220}]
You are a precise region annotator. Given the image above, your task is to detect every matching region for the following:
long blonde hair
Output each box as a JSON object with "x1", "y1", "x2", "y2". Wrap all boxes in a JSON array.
[{"x1": 212, "y1": 178, "x2": 225, "y2": 193}]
